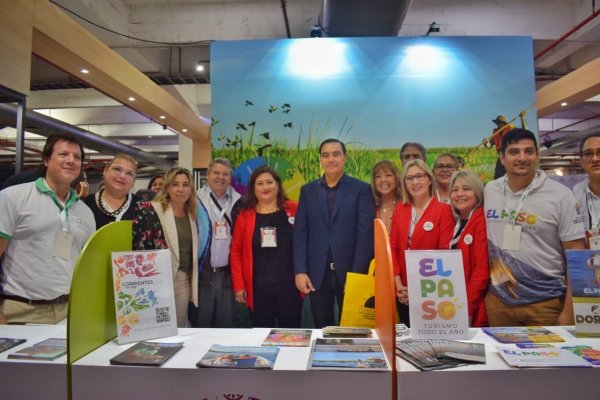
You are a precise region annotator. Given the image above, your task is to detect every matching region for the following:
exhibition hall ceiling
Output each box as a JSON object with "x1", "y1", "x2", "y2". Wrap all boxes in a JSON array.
[{"x1": 3, "y1": 0, "x2": 600, "y2": 174}]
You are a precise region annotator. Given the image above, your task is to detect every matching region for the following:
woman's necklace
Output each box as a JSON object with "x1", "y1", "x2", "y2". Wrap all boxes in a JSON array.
[
  {"x1": 380, "y1": 200, "x2": 396, "y2": 213},
  {"x1": 97, "y1": 188, "x2": 128, "y2": 217},
  {"x1": 378, "y1": 200, "x2": 396, "y2": 232},
  {"x1": 257, "y1": 203, "x2": 278, "y2": 214}
]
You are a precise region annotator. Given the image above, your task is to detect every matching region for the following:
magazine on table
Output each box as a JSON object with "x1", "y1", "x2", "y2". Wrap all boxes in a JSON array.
[
  {"x1": 309, "y1": 338, "x2": 388, "y2": 371},
  {"x1": 7, "y1": 338, "x2": 67, "y2": 361},
  {"x1": 396, "y1": 339, "x2": 486, "y2": 371},
  {"x1": 110, "y1": 341, "x2": 183, "y2": 366},
  {"x1": 0, "y1": 338, "x2": 27, "y2": 354},
  {"x1": 197, "y1": 344, "x2": 279, "y2": 369},
  {"x1": 482, "y1": 326, "x2": 565, "y2": 344},
  {"x1": 496, "y1": 345, "x2": 592, "y2": 368},
  {"x1": 262, "y1": 329, "x2": 312, "y2": 347}
]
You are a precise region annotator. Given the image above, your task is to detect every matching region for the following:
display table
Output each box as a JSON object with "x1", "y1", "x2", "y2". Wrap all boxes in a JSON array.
[
  {"x1": 0, "y1": 324, "x2": 68, "y2": 400},
  {"x1": 72, "y1": 328, "x2": 391, "y2": 400},
  {"x1": 396, "y1": 326, "x2": 599, "y2": 400}
]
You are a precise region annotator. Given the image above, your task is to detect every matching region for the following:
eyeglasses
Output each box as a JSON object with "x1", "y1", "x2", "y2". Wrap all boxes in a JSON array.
[
  {"x1": 401, "y1": 153, "x2": 422, "y2": 161},
  {"x1": 405, "y1": 173, "x2": 427, "y2": 184},
  {"x1": 109, "y1": 165, "x2": 136, "y2": 179},
  {"x1": 581, "y1": 149, "x2": 600, "y2": 160},
  {"x1": 433, "y1": 163, "x2": 457, "y2": 171}
]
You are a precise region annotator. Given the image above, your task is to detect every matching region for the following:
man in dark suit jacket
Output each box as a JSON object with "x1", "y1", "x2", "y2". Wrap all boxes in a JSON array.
[{"x1": 293, "y1": 138, "x2": 374, "y2": 328}]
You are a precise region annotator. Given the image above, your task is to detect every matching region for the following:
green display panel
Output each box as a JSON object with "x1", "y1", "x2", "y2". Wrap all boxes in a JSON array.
[{"x1": 67, "y1": 221, "x2": 132, "y2": 364}]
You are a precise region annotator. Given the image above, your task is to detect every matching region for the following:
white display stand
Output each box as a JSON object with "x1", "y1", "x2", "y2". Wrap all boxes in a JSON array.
[
  {"x1": 0, "y1": 324, "x2": 67, "y2": 400},
  {"x1": 72, "y1": 328, "x2": 392, "y2": 400},
  {"x1": 396, "y1": 326, "x2": 600, "y2": 400}
]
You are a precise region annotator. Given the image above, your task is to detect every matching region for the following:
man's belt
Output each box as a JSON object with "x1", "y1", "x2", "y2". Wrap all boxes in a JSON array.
[{"x1": 2, "y1": 294, "x2": 69, "y2": 305}]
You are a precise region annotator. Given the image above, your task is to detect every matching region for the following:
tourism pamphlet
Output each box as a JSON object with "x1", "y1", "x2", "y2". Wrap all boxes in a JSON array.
[
  {"x1": 262, "y1": 329, "x2": 312, "y2": 347},
  {"x1": 396, "y1": 339, "x2": 486, "y2": 371},
  {"x1": 309, "y1": 338, "x2": 388, "y2": 370},
  {"x1": 7, "y1": 338, "x2": 67, "y2": 361},
  {"x1": 405, "y1": 250, "x2": 470, "y2": 339},
  {"x1": 566, "y1": 250, "x2": 600, "y2": 337},
  {"x1": 197, "y1": 344, "x2": 279, "y2": 369},
  {"x1": 496, "y1": 345, "x2": 591, "y2": 368},
  {"x1": 482, "y1": 327, "x2": 565, "y2": 344},
  {"x1": 561, "y1": 345, "x2": 600, "y2": 366},
  {"x1": 322, "y1": 326, "x2": 372, "y2": 338},
  {"x1": 112, "y1": 250, "x2": 178, "y2": 344},
  {"x1": 110, "y1": 341, "x2": 183, "y2": 366},
  {"x1": 0, "y1": 338, "x2": 26, "y2": 354}
]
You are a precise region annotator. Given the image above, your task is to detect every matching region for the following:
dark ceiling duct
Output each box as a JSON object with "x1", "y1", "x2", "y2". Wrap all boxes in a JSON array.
[
  {"x1": 319, "y1": 0, "x2": 413, "y2": 37},
  {"x1": 0, "y1": 103, "x2": 173, "y2": 170}
]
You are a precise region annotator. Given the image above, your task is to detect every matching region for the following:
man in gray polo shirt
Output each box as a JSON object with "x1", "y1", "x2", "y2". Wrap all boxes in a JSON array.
[
  {"x1": 0, "y1": 133, "x2": 95, "y2": 324},
  {"x1": 196, "y1": 158, "x2": 241, "y2": 327}
]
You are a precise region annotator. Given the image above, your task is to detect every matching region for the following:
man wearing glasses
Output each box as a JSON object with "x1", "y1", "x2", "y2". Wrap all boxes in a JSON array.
[
  {"x1": 573, "y1": 133, "x2": 600, "y2": 250},
  {"x1": 294, "y1": 138, "x2": 374, "y2": 328},
  {"x1": 484, "y1": 129, "x2": 585, "y2": 326},
  {"x1": 399, "y1": 142, "x2": 427, "y2": 166},
  {"x1": 432, "y1": 153, "x2": 460, "y2": 203},
  {"x1": 0, "y1": 134, "x2": 95, "y2": 324}
]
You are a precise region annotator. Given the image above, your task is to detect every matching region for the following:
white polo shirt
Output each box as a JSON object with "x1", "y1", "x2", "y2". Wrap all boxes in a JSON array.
[
  {"x1": 0, "y1": 179, "x2": 95, "y2": 300},
  {"x1": 484, "y1": 171, "x2": 585, "y2": 306}
]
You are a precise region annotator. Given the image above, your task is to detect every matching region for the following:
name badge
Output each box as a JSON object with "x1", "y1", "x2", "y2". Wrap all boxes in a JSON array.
[
  {"x1": 586, "y1": 229, "x2": 600, "y2": 250},
  {"x1": 53, "y1": 231, "x2": 73, "y2": 260},
  {"x1": 260, "y1": 227, "x2": 277, "y2": 248},
  {"x1": 502, "y1": 224, "x2": 521, "y2": 251},
  {"x1": 214, "y1": 220, "x2": 228, "y2": 240}
]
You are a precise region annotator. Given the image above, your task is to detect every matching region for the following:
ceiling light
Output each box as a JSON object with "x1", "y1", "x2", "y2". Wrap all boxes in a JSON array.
[
  {"x1": 426, "y1": 22, "x2": 440, "y2": 36},
  {"x1": 554, "y1": 168, "x2": 563, "y2": 176},
  {"x1": 310, "y1": 25, "x2": 322, "y2": 38},
  {"x1": 196, "y1": 64, "x2": 205, "y2": 72},
  {"x1": 182, "y1": 128, "x2": 188, "y2": 133},
  {"x1": 128, "y1": 96, "x2": 135, "y2": 102},
  {"x1": 81, "y1": 68, "x2": 90, "y2": 74},
  {"x1": 560, "y1": 102, "x2": 568, "y2": 107},
  {"x1": 159, "y1": 115, "x2": 166, "y2": 120}
]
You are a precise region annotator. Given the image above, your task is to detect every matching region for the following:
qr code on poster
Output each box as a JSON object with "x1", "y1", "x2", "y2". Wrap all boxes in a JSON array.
[{"x1": 155, "y1": 307, "x2": 171, "y2": 323}]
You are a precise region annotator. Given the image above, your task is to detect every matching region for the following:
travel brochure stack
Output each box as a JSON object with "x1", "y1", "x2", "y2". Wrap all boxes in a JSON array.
[
  {"x1": 5, "y1": 338, "x2": 67, "y2": 361},
  {"x1": 396, "y1": 339, "x2": 486, "y2": 370}
]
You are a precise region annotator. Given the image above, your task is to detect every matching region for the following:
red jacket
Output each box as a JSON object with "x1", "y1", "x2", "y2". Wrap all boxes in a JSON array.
[
  {"x1": 230, "y1": 200, "x2": 298, "y2": 310},
  {"x1": 390, "y1": 197, "x2": 454, "y2": 286},
  {"x1": 454, "y1": 207, "x2": 489, "y2": 327}
]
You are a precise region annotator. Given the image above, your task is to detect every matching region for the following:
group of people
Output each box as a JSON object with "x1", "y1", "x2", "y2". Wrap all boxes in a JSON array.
[{"x1": 1, "y1": 128, "x2": 596, "y2": 330}]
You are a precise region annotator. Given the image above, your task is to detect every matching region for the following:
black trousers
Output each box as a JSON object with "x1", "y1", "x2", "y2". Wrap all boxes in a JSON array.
[
  {"x1": 251, "y1": 280, "x2": 302, "y2": 328},
  {"x1": 309, "y1": 269, "x2": 345, "y2": 328}
]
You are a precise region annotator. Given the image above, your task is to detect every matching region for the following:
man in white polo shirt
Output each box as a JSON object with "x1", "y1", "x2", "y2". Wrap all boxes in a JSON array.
[
  {"x1": 0, "y1": 133, "x2": 95, "y2": 324},
  {"x1": 572, "y1": 132, "x2": 600, "y2": 249},
  {"x1": 484, "y1": 128, "x2": 585, "y2": 326}
]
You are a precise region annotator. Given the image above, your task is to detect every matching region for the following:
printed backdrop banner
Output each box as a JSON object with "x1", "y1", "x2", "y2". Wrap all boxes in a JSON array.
[
  {"x1": 406, "y1": 250, "x2": 469, "y2": 339},
  {"x1": 112, "y1": 249, "x2": 177, "y2": 344}
]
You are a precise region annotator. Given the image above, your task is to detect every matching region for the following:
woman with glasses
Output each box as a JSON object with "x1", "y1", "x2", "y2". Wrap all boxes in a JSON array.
[
  {"x1": 132, "y1": 167, "x2": 199, "y2": 327},
  {"x1": 449, "y1": 170, "x2": 489, "y2": 327},
  {"x1": 389, "y1": 159, "x2": 454, "y2": 326},
  {"x1": 230, "y1": 166, "x2": 302, "y2": 328},
  {"x1": 371, "y1": 160, "x2": 402, "y2": 234},
  {"x1": 432, "y1": 153, "x2": 460, "y2": 203},
  {"x1": 84, "y1": 154, "x2": 138, "y2": 229}
]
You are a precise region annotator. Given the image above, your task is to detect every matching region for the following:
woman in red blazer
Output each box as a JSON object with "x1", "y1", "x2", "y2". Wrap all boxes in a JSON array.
[
  {"x1": 390, "y1": 159, "x2": 454, "y2": 326},
  {"x1": 230, "y1": 166, "x2": 302, "y2": 328},
  {"x1": 449, "y1": 170, "x2": 489, "y2": 327}
]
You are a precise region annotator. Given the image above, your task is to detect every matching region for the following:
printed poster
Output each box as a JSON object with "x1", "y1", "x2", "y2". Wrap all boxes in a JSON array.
[
  {"x1": 566, "y1": 250, "x2": 600, "y2": 337},
  {"x1": 406, "y1": 250, "x2": 469, "y2": 339},
  {"x1": 112, "y1": 250, "x2": 177, "y2": 344}
]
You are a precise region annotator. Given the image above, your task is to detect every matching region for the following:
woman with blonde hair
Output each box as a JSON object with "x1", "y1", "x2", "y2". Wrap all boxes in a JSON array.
[
  {"x1": 84, "y1": 153, "x2": 138, "y2": 229},
  {"x1": 449, "y1": 170, "x2": 489, "y2": 327},
  {"x1": 389, "y1": 159, "x2": 454, "y2": 325},
  {"x1": 371, "y1": 160, "x2": 402, "y2": 233},
  {"x1": 132, "y1": 167, "x2": 199, "y2": 327}
]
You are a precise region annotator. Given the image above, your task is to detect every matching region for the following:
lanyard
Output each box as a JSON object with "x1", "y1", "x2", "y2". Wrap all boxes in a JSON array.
[
  {"x1": 205, "y1": 187, "x2": 232, "y2": 227},
  {"x1": 585, "y1": 189, "x2": 599, "y2": 230},
  {"x1": 42, "y1": 178, "x2": 71, "y2": 232},
  {"x1": 501, "y1": 173, "x2": 538, "y2": 226},
  {"x1": 450, "y1": 209, "x2": 474, "y2": 248},
  {"x1": 114, "y1": 193, "x2": 132, "y2": 221}
]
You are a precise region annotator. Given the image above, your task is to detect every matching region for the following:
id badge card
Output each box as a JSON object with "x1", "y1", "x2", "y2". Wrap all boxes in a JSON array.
[
  {"x1": 214, "y1": 220, "x2": 228, "y2": 240},
  {"x1": 502, "y1": 224, "x2": 521, "y2": 251},
  {"x1": 586, "y1": 229, "x2": 600, "y2": 250},
  {"x1": 53, "y1": 231, "x2": 73, "y2": 260},
  {"x1": 260, "y1": 227, "x2": 277, "y2": 248}
]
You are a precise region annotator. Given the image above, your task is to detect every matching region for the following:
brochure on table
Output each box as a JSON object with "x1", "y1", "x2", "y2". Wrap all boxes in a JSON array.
[
  {"x1": 406, "y1": 250, "x2": 469, "y2": 339},
  {"x1": 566, "y1": 250, "x2": 600, "y2": 337},
  {"x1": 112, "y1": 249, "x2": 177, "y2": 344}
]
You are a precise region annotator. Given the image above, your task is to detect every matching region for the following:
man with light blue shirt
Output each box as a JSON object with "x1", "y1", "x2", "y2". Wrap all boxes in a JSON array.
[
  {"x1": 196, "y1": 158, "x2": 241, "y2": 327},
  {"x1": 573, "y1": 132, "x2": 600, "y2": 249}
]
